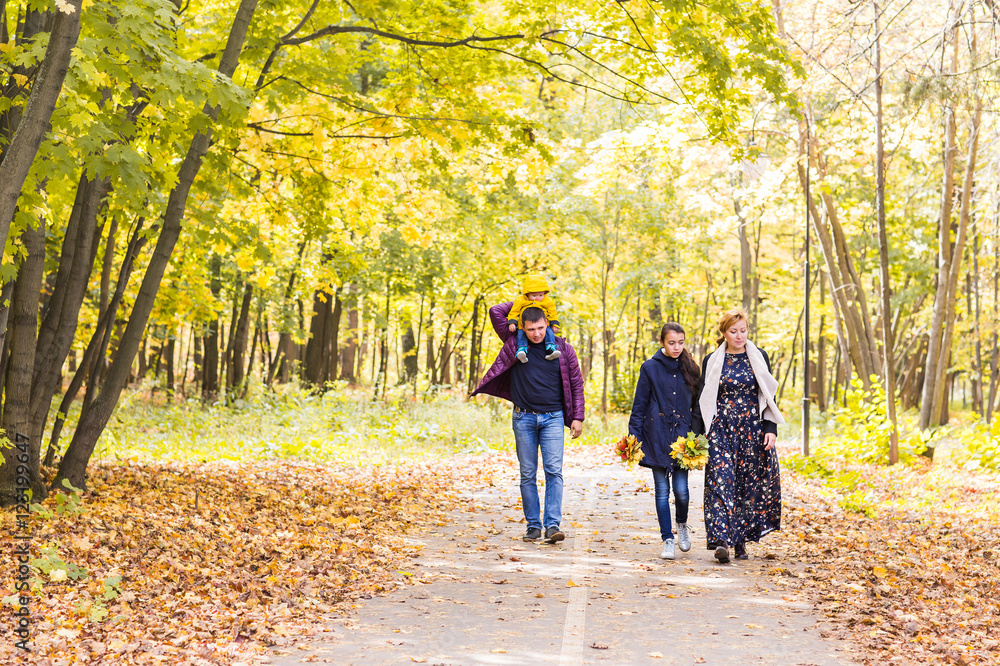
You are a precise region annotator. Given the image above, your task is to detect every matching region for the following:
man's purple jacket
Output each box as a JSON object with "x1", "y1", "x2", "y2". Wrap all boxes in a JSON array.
[{"x1": 471, "y1": 302, "x2": 586, "y2": 428}]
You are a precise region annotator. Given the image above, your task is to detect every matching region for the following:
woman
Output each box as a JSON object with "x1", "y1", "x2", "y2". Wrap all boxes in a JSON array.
[
  {"x1": 697, "y1": 308, "x2": 784, "y2": 563},
  {"x1": 628, "y1": 323, "x2": 703, "y2": 560}
]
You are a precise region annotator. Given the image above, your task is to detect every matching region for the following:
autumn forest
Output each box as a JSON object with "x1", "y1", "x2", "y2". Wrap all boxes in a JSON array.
[{"x1": 1, "y1": 0, "x2": 999, "y2": 663}]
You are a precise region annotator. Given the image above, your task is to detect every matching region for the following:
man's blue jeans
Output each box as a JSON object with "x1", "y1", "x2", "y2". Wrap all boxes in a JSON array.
[
  {"x1": 512, "y1": 409, "x2": 565, "y2": 530},
  {"x1": 650, "y1": 465, "x2": 689, "y2": 542}
]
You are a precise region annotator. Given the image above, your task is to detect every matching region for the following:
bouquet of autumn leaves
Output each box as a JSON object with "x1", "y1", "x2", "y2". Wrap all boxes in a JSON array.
[
  {"x1": 612, "y1": 434, "x2": 645, "y2": 469},
  {"x1": 670, "y1": 432, "x2": 710, "y2": 470}
]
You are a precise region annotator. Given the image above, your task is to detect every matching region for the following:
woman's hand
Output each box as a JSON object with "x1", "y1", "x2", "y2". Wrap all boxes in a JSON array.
[{"x1": 763, "y1": 433, "x2": 776, "y2": 451}]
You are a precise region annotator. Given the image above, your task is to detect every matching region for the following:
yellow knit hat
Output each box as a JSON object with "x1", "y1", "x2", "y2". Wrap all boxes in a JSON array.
[{"x1": 522, "y1": 274, "x2": 550, "y2": 294}]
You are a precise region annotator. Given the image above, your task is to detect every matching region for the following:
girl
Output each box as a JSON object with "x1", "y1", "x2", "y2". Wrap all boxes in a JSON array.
[
  {"x1": 697, "y1": 308, "x2": 784, "y2": 563},
  {"x1": 628, "y1": 323, "x2": 703, "y2": 560}
]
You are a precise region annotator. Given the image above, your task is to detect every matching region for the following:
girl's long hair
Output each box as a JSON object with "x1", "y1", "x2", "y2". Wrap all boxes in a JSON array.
[{"x1": 660, "y1": 322, "x2": 700, "y2": 395}]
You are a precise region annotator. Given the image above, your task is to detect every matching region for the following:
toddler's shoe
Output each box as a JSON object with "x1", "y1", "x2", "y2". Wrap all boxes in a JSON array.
[
  {"x1": 516, "y1": 348, "x2": 529, "y2": 363},
  {"x1": 544, "y1": 345, "x2": 561, "y2": 360}
]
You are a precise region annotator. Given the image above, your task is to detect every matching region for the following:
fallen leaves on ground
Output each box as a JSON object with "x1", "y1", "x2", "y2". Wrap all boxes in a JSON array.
[
  {"x1": 772, "y1": 446, "x2": 1000, "y2": 666},
  {"x1": 0, "y1": 455, "x2": 502, "y2": 664}
]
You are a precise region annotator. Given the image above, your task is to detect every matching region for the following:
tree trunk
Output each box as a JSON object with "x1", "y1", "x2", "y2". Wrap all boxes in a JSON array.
[
  {"x1": 54, "y1": 0, "x2": 261, "y2": 489},
  {"x1": 0, "y1": 0, "x2": 83, "y2": 255},
  {"x1": 425, "y1": 298, "x2": 437, "y2": 385},
  {"x1": 0, "y1": 218, "x2": 46, "y2": 505},
  {"x1": 202, "y1": 256, "x2": 222, "y2": 398},
  {"x1": 440, "y1": 342, "x2": 451, "y2": 385},
  {"x1": 873, "y1": 1, "x2": 899, "y2": 464},
  {"x1": 971, "y1": 246, "x2": 983, "y2": 414},
  {"x1": 797, "y1": 125, "x2": 876, "y2": 386},
  {"x1": 340, "y1": 284, "x2": 359, "y2": 382},
  {"x1": 0, "y1": 9, "x2": 52, "y2": 153},
  {"x1": 28, "y1": 174, "x2": 109, "y2": 447},
  {"x1": 231, "y1": 283, "x2": 253, "y2": 392},
  {"x1": 987, "y1": 197, "x2": 1000, "y2": 422},
  {"x1": 734, "y1": 194, "x2": 754, "y2": 326},
  {"x1": 165, "y1": 337, "x2": 175, "y2": 399},
  {"x1": 402, "y1": 324, "x2": 418, "y2": 383},
  {"x1": 815, "y1": 271, "x2": 827, "y2": 411},
  {"x1": 919, "y1": 16, "x2": 961, "y2": 431},
  {"x1": 304, "y1": 288, "x2": 332, "y2": 386},
  {"x1": 928, "y1": 93, "x2": 982, "y2": 429},
  {"x1": 327, "y1": 287, "x2": 342, "y2": 384},
  {"x1": 466, "y1": 297, "x2": 481, "y2": 394}
]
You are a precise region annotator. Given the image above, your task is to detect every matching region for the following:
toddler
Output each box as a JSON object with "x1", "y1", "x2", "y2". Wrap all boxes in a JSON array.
[{"x1": 507, "y1": 275, "x2": 561, "y2": 363}]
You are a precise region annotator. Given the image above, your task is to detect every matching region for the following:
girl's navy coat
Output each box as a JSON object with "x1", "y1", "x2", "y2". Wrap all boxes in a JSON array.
[{"x1": 628, "y1": 351, "x2": 704, "y2": 469}]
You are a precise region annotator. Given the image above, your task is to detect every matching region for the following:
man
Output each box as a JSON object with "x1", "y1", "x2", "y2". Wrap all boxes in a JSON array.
[{"x1": 472, "y1": 302, "x2": 585, "y2": 544}]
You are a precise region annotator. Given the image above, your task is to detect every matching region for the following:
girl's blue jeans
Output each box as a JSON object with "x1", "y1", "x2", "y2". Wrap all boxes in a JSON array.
[{"x1": 650, "y1": 465, "x2": 689, "y2": 542}]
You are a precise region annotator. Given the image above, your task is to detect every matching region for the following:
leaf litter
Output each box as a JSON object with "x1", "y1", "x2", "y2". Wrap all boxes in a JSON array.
[
  {"x1": 0, "y1": 455, "x2": 504, "y2": 664},
  {"x1": 770, "y1": 449, "x2": 1000, "y2": 666}
]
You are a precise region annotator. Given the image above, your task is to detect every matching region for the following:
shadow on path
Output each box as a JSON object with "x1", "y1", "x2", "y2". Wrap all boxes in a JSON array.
[{"x1": 266, "y1": 446, "x2": 857, "y2": 665}]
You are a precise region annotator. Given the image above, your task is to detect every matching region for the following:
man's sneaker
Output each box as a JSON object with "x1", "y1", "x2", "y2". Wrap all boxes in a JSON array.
[
  {"x1": 516, "y1": 349, "x2": 529, "y2": 363},
  {"x1": 734, "y1": 542, "x2": 748, "y2": 560},
  {"x1": 715, "y1": 544, "x2": 730, "y2": 564},
  {"x1": 544, "y1": 526, "x2": 565, "y2": 543},
  {"x1": 660, "y1": 539, "x2": 675, "y2": 560},
  {"x1": 677, "y1": 523, "x2": 691, "y2": 552},
  {"x1": 523, "y1": 527, "x2": 542, "y2": 542},
  {"x1": 544, "y1": 346, "x2": 561, "y2": 360}
]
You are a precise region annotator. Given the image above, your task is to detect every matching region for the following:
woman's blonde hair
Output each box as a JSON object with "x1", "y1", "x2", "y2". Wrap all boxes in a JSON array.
[{"x1": 715, "y1": 308, "x2": 750, "y2": 346}]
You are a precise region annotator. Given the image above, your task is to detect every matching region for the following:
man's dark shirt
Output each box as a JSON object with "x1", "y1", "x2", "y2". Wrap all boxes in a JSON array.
[{"x1": 510, "y1": 340, "x2": 564, "y2": 413}]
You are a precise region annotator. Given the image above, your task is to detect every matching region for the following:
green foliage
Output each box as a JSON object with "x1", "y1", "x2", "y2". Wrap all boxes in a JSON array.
[
  {"x1": 950, "y1": 419, "x2": 1000, "y2": 472},
  {"x1": 823, "y1": 376, "x2": 928, "y2": 465},
  {"x1": 783, "y1": 454, "x2": 876, "y2": 518},
  {"x1": 88, "y1": 383, "x2": 520, "y2": 464},
  {"x1": 30, "y1": 479, "x2": 86, "y2": 518},
  {"x1": 31, "y1": 544, "x2": 89, "y2": 584}
]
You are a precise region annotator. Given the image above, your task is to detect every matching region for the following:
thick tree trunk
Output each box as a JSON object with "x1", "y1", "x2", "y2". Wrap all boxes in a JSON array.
[
  {"x1": 0, "y1": 0, "x2": 83, "y2": 255},
  {"x1": 28, "y1": 174, "x2": 109, "y2": 447},
  {"x1": 54, "y1": 0, "x2": 260, "y2": 489},
  {"x1": 304, "y1": 288, "x2": 331, "y2": 385},
  {"x1": 0, "y1": 219, "x2": 46, "y2": 505}
]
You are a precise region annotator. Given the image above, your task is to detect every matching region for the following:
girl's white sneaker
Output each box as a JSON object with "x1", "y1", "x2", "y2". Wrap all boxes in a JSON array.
[
  {"x1": 677, "y1": 523, "x2": 691, "y2": 552},
  {"x1": 660, "y1": 539, "x2": 675, "y2": 560}
]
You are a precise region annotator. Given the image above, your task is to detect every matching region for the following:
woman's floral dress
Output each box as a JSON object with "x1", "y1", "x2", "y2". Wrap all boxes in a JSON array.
[{"x1": 704, "y1": 352, "x2": 781, "y2": 548}]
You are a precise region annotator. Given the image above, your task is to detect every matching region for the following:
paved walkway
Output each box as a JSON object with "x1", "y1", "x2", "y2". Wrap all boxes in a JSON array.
[{"x1": 267, "y1": 448, "x2": 857, "y2": 665}]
